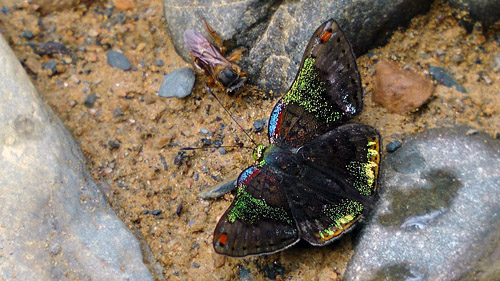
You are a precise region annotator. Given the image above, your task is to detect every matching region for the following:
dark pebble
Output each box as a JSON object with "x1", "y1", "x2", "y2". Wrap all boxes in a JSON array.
[
  {"x1": 1, "y1": 6, "x2": 10, "y2": 14},
  {"x1": 159, "y1": 154, "x2": 168, "y2": 171},
  {"x1": 113, "y1": 108, "x2": 124, "y2": 117},
  {"x1": 104, "y1": 6, "x2": 113, "y2": 17},
  {"x1": 192, "y1": 262, "x2": 200, "y2": 269},
  {"x1": 42, "y1": 60, "x2": 57, "y2": 76},
  {"x1": 219, "y1": 148, "x2": 227, "y2": 155},
  {"x1": 386, "y1": 140, "x2": 403, "y2": 153},
  {"x1": 84, "y1": 94, "x2": 97, "y2": 108},
  {"x1": 253, "y1": 119, "x2": 267, "y2": 132},
  {"x1": 23, "y1": 30, "x2": 33, "y2": 40},
  {"x1": 106, "y1": 50, "x2": 131, "y2": 71},
  {"x1": 108, "y1": 140, "x2": 120, "y2": 150},
  {"x1": 238, "y1": 265, "x2": 252, "y2": 281},
  {"x1": 260, "y1": 261, "x2": 285, "y2": 280},
  {"x1": 37, "y1": 41, "x2": 68, "y2": 55},
  {"x1": 200, "y1": 138, "x2": 212, "y2": 146},
  {"x1": 176, "y1": 203, "x2": 182, "y2": 216},
  {"x1": 174, "y1": 151, "x2": 187, "y2": 166},
  {"x1": 213, "y1": 139, "x2": 223, "y2": 147},
  {"x1": 193, "y1": 243, "x2": 200, "y2": 249},
  {"x1": 156, "y1": 59, "x2": 164, "y2": 67},
  {"x1": 151, "y1": 209, "x2": 161, "y2": 216},
  {"x1": 428, "y1": 66, "x2": 466, "y2": 93}
]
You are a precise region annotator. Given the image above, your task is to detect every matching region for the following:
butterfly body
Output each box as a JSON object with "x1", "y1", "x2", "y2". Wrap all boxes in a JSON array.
[{"x1": 213, "y1": 19, "x2": 381, "y2": 257}]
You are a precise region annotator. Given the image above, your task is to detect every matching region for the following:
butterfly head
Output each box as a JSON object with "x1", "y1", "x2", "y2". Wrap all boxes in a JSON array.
[{"x1": 252, "y1": 144, "x2": 267, "y2": 163}]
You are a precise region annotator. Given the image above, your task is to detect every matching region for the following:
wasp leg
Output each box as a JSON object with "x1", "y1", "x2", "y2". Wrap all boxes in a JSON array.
[
  {"x1": 226, "y1": 47, "x2": 247, "y2": 62},
  {"x1": 202, "y1": 17, "x2": 226, "y2": 55}
]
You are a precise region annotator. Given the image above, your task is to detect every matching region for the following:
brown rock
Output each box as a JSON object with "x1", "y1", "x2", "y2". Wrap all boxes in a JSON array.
[
  {"x1": 24, "y1": 56, "x2": 42, "y2": 74},
  {"x1": 373, "y1": 61, "x2": 434, "y2": 114},
  {"x1": 114, "y1": 0, "x2": 135, "y2": 11}
]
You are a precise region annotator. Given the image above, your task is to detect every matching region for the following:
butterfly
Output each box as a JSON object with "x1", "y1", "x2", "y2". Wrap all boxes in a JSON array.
[{"x1": 213, "y1": 19, "x2": 381, "y2": 257}]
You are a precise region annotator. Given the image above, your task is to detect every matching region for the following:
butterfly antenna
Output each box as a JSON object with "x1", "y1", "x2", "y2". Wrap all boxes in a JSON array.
[
  {"x1": 204, "y1": 84, "x2": 257, "y2": 147},
  {"x1": 181, "y1": 145, "x2": 253, "y2": 151}
]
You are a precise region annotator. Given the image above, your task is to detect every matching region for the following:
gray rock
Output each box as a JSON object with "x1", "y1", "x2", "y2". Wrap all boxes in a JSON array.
[
  {"x1": 428, "y1": 65, "x2": 467, "y2": 93},
  {"x1": 344, "y1": 127, "x2": 500, "y2": 281},
  {"x1": 158, "y1": 67, "x2": 195, "y2": 98},
  {"x1": 164, "y1": 0, "x2": 433, "y2": 93},
  {"x1": 447, "y1": 0, "x2": 500, "y2": 30},
  {"x1": 106, "y1": 50, "x2": 131, "y2": 70},
  {"x1": 0, "y1": 35, "x2": 153, "y2": 280}
]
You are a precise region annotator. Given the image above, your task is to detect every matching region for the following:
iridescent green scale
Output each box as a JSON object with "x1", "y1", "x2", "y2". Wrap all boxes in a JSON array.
[{"x1": 213, "y1": 19, "x2": 380, "y2": 257}]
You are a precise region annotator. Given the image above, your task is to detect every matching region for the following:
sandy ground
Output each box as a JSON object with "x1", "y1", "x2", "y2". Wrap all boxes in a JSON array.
[{"x1": 0, "y1": 0, "x2": 499, "y2": 280}]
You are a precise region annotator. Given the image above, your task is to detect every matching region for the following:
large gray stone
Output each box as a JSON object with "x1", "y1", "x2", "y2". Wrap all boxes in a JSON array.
[
  {"x1": 163, "y1": 0, "x2": 433, "y2": 94},
  {"x1": 344, "y1": 127, "x2": 500, "y2": 281},
  {"x1": 0, "y1": 35, "x2": 153, "y2": 280},
  {"x1": 447, "y1": 0, "x2": 500, "y2": 30}
]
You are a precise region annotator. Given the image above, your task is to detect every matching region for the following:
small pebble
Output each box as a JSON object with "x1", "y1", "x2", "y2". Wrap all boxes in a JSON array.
[
  {"x1": 199, "y1": 128, "x2": 209, "y2": 134},
  {"x1": 213, "y1": 139, "x2": 223, "y2": 147},
  {"x1": 156, "y1": 59, "x2": 164, "y2": 67},
  {"x1": 159, "y1": 154, "x2": 168, "y2": 171},
  {"x1": 104, "y1": 6, "x2": 113, "y2": 17},
  {"x1": 492, "y1": 55, "x2": 500, "y2": 71},
  {"x1": 113, "y1": 108, "x2": 124, "y2": 118},
  {"x1": 1, "y1": 6, "x2": 10, "y2": 14},
  {"x1": 192, "y1": 262, "x2": 200, "y2": 269},
  {"x1": 84, "y1": 94, "x2": 97, "y2": 108},
  {"x1": 23, "y1": 30, "x2": 33, "y2": 39},
  {"x1": 386, "y1": 140, "x2": 402, "y2": 153},
  {"x1": 193, "y1": 243, "x2": 200, "y2": 249},
  {"x1": 108, "y1": 140, "x2": 120, "y2": 150},
  {"x1": 106, "y1": 50, "x2": 131, "y2": 71},
  {"x1": 176, "y1": 203, "x2": 183, "y2": 216},
  {"x1": 42, "y1": 60, "x2": 57, "y2": 76},
  {"x1": 428, "y1": 66, "x2": 466, "y2": 93},
  {"x1": 466, "y1": 129, "x2": 478, "y2": 136},
  {"x1": 151, "y1": 209, "x2": 161, "y2": 216},
  {"x1": 174, "y1": 151, "x2": 187, "y2": 166},
  {"x1": 219, "y1": 148, "x2": 227, "y2": 155},
  {"x1": 158, "y1": 67, "x2": 195, "y2": 99},
  {"x1": 200, "y1": 138, "x2": 211, "y2": 146},
  {"x1": 253, "y1": 119, "x2": 267, "y2": 132},
  {"x1": 37, "y1": 41, "x2": 68, "y2": 55}
]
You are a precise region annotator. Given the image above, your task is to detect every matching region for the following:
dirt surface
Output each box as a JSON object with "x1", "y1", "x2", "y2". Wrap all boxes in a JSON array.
[{"x1": 0, "y1": 0, "x2": 499, "y2": 280}]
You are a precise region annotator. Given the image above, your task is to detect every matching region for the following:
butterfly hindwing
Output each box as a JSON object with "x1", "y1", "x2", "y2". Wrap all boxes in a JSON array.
[
  {"x1": 269, "y1": 19, "x2": 363, "y2": 148},
  {"x1": 213, "y1": 166, "x2": 300, "y2": 257},
  {"x1": 284, "y1": 123, "x2": 380, "y2": 245}
]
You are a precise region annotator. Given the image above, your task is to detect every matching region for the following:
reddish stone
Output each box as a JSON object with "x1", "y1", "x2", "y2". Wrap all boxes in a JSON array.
[{"x1": 373, "y1": 61, "x2": 434, "y2": 114}]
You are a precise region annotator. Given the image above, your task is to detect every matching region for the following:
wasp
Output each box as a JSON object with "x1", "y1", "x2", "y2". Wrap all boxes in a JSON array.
[{"x1": 183, "y1": 19, "x2": 247, "y2": 95}]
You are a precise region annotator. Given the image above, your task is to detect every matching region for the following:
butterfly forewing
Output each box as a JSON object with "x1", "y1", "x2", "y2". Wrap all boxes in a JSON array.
[
  {"x1": 268, "y1": 19, "x2": 363, "y2": 148},
  {"x1": 213, "y1": 166, "x2": 300, "y2": 257}
]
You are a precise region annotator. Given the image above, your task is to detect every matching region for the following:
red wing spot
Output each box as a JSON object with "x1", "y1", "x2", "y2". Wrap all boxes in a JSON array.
[
  {"x1": 218, "y1": 233, "x2": 228, "y2": 246},
  {"x1": 320, "y1": 30, "x2": 332, "y2": 42}
]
